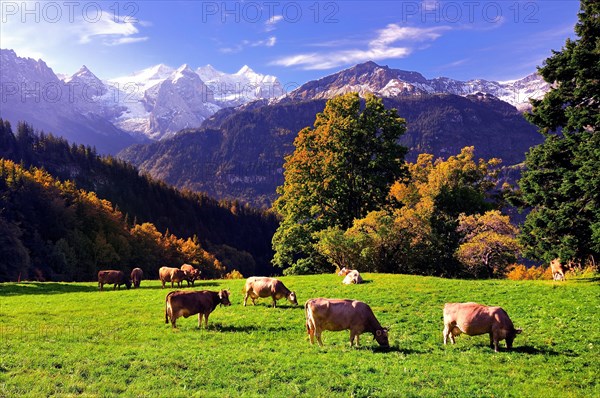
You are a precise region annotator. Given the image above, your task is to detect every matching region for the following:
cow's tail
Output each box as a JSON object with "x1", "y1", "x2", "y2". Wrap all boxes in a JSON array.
[
  {"x1": 304, "y1": 300, "x2": 312, "y2": 335},
  {"x1": 165, "y1": 291, "x2": 175, "y2": 324}
]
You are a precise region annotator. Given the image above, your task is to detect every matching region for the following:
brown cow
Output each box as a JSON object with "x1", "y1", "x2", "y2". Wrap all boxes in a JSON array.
[
  {"x1": 243, "y1": 277, "x2": 298, "y2": 308},
  {"x1": 165, "y1": 289, "x2": 231, "y2": 329},
  {"x1": 159, "y1": 266, "x2": 186, "y2": 289},
  {"x1": 443, "y1": 302, "x2": 522, "y2": 352},
  {"x1": 130, "y1": 268, "x2": 143, "y2": 288},
  {"x1": 550, "y1": 258, "x2": 572, "y2": 281},
  {"x1": 181, "y1": 264, "x2": 201, "y2": 287},
  {"x1": 98, "y1": 270, "x2": 131, "y2": 291},
  {"x1": 338, "y1": 267, "x2": 363, "y2": 284},
  {"x1": 305, "y1": 298, "x2": 389, "y2": 347}
]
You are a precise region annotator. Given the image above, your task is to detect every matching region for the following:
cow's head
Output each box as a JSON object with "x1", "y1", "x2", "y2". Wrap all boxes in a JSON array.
[
  {"x1": 288, "y1": 291, "x2": 298, "y2": 306},
  {"x1": 218, "y1": 289, "x2": 231, "y2": 306},
  {"x1": 506, "y1": 328, "x2": 522, "y2": 349},
  {"x1": 337, "y1": 267, "x2": 349, "y2": 276},
  {"x1": 125, "y1": 279, "x2": 132, "y2": 289},
  {"x1": 375, "y1": 328, "x2": 390, "y2": 347}
]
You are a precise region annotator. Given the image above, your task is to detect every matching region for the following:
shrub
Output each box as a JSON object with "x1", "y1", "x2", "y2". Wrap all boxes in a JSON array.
[
  {"x1": 224, "y1": 269, "x2": 244, "y2": 279},
  {"x1": 506, "y1": 264, "x2": 552, "y2": 280}
]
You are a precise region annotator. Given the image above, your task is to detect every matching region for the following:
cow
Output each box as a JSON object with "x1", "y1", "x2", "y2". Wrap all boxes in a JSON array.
[
  {"x1": 338, "y1": 267, "x2": 363, "y2": 284},
  {"x1": 305, "y1": 298, "x2": 389, "y2": 348},
  {"x1": 98, "y1": 270, "x2": 131, "y2": 291},
  {"x1": 443, "y1": 302, "x2": 522, "y2": 352},
  {"x1": 181, "y1": 264, "x2": 201, "y2": 287},
  {"x1": 243, "y1": 277, "x2": 298, "y2": 308},
  {"x1": 130, "y1": 268, "x2": 143, "y2": 288},
  {"x1": 159, "y1": 266, "x2": 186, "y2": 289},
  {"x1": 550, "y1": 258, "x2": 572, "y2": 281},
  {"x1": 165, "y1": 289, "x2": 231, "y2": 329}
]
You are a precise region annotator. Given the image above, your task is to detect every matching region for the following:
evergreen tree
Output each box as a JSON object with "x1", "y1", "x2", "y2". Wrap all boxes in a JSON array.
[
  {"x1": 272, "y1": 93, "x2": 408, "y2": 274},
  {"x1": 519, "y1": 0, "x2": 600, "y2": 264}
]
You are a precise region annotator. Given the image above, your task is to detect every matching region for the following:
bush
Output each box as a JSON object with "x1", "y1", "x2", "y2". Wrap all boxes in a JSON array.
[
  {"x1": 224, "y1": 269, "x2": 244, "y2": 279},
  {"x1": 506, "y1": 264, "x2": 552, "y2": 280}
]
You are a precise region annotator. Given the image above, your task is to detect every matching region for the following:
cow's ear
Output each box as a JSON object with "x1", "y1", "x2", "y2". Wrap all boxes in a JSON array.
[
  {"x1": 376, "y1": 330, "x2": 382, "y2": 336},
  {"x1": 515, "y1": 328, "x2": 522, "y2": 334}
]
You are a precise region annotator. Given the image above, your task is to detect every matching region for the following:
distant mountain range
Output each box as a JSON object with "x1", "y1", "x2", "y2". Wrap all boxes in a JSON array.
[
  {"x1": 119, "y1": 62, "x2": 545, "y2": 206},
  {"x1": 0, "y1": 49, "x2": 284, "y2": 148},
  {"x1": 1, "y1": 49, "x2": 548, "y2": 153},
  {"x1": 280, "y1": 61, "x2": 549, "y2": 112}
]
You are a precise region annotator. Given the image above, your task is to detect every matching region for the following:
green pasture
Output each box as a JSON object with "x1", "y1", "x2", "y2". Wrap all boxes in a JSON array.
[{"x1": 1, "y1": 274, "x2": 598, "y2": 397}]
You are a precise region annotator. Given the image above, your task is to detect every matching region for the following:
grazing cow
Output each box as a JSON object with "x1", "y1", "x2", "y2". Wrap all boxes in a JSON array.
[
  {"x1": 159, "y1": 266, "x2": 186, "y2": 289},
  {"x1": 181, "y1": 264, "x2": 201, "y2": 287},
  {"x1": 550, "y1": 258, "x2": 572, "y2": 281},
  {"x1": 305, "y1": 298, "x2": 389, "y2": 348},
  {"x1": 130, "y1": 268, "x2": 143, "y2": 288},
  {"x1": 165, "y1": 289, "x2": 231, "y2": 329},
  {"x1": 98, "y1": 270, "x2": 131, "y2": 291},
  {"x1": 243, "y1": 277, "x2": 298, "y2": 308},
  {"x1": 443, "y1": 302, "x2": 522, "y2": 352}
]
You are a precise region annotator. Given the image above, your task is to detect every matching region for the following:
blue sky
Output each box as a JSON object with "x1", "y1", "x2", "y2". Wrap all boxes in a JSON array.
[{"x1": 1, "y1": 1, "x2": 580, "y2": 84}]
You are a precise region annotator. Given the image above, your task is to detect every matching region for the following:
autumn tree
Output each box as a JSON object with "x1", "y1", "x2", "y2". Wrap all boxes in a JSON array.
[
  {"x1": 518, "y1": 0, "x2": 600, "y2": 264},
  {"x1": 314, "y1": 147, "x2": 504, "y2": 276},
  {"x1": 455, "y1": 211, "x2": 521, "y2": 278},
  {"x1": 273, "y1": 93, "x2": 408, "y2": 274}
]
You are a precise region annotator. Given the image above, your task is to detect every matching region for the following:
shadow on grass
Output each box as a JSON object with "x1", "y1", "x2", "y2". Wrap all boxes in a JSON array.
[
  {"x1": 208, "y1": 323, "x2": 292, "y2": 333},
  {"x1": 239, "y1": 303, "x2": 303, "y2": 310},
  {"x1": 512, "y1": 345, "x2": 571, "y2": 356},
  {"x1": 573, "y1": 276, "x2": 600, "y2": 283},
  {"x1": 0, "y1": 282, "x2": 99, "y2": 296},
  {"x1": 133, "y1": 281, "x2": 222, "y2": 290}
]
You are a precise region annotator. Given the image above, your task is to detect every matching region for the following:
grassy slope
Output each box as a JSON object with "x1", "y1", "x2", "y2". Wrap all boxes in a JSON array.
[{"x1": 0, "y1": 274, "x2": 598, "y2": 397}]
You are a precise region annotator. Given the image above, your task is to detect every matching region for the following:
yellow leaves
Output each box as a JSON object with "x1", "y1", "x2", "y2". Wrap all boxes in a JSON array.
[{"x1": 506, "y1": 264, "x2": 552, "y2": 280}]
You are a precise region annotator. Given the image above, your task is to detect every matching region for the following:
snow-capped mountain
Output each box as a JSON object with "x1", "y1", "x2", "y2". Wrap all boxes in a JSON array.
[
  {"x1": 1, "y1": 49, "x2": 549, "y2": 152},
  {"x1": 0, "y1": 49, "x2": 139, "y2": 154},
  {"x1": 108, "y1": 63, "x2": 284, "y2": 139},
  {"x1": 282, "y1": 61, "x2": 548, "y2": 110},
  {"x1": 196, "y1": 64, "x2": 284, "y2": 107}
]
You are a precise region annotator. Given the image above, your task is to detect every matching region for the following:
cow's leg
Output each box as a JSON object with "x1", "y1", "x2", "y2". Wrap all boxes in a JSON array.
[
  {"x1": 490, "y1": 333, "x2": 499, "y2": 352},
  {"x1": 198, "y1": 313, "x2": 202, "y2": 329},
  {"x1": 98, "y1": 283, "x2": 103, "y2": 291},
  {"x1": 171, "y1": 315, "x2": 177, "y2": 329},
  {"x1": 171, "y1": 281, "x2": 174, "y2": 288},
  {"x1": 161, "y1": 280, "x2": 165, "y2": 288},
  {"x1": 243, "y1": 292, "x2": 249, "y2": 306},
  {"x1": 272, "y1": 295, "x2": 277, "y2": 308},
  {"x1": 443, "y1": 324, "x2": 450, "y2": 345},
  {"x1": 203, "y1": 313, "x2": 209, "y2": 329},
  {"x1": 307, "y1": 324, "x2": 315, "y2": 345},
  {"x1": 316, "y1": 328, "x2": 324, "y2": 347}
]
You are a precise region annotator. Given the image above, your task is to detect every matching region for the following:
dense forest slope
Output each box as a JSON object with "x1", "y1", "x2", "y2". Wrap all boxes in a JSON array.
[{"x1": 0, "y1": 120, "x2": 279, "y2": 281}]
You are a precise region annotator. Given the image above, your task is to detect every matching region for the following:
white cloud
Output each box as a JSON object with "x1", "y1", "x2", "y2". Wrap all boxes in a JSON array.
[
  {"x1": 265, "y1": 15, "x2": 283, "y2": 32},
  {"x1": 72, "y1": 10, "x2": 147, "y2": 45},
  {"x1": 220, "y1": 36, "x2": 277, "y2": 53},
  {"x1": 271, "y1": 24, "x2": 448, "y2": 70},
  {"x1": 0, "y1": 2, "x2": 149, "y2": 58}
]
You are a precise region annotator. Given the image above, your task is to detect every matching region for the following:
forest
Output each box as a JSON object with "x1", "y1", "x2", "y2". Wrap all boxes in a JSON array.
[{"x1": 0, "y1": 120, "x2": 278, "y2": 282}]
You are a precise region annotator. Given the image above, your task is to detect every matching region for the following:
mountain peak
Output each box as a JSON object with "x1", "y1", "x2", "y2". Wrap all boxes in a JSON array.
[{"x1": 236, "y1": 65, "x2": 255, "y2": 75}]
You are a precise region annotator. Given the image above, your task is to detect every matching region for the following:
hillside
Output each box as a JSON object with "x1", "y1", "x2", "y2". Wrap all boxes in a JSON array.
[
  {"x1": 1, "y1": 274, "x2": 598, "y2": 396},
  {"x1": 119, "y1": 94, "x2": 542, "y2": 206},
  {"x1": 0, "y1": 120, "x2": 279, "y2": 279}
]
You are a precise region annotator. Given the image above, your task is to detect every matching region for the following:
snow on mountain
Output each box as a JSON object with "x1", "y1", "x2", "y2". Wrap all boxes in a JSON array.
[
  {"x1": 0, "y1": 49, "x2": 140, "y2": 154},
  {"x1": 197, "y1": 64, "x2": 284, "y2": 106},
  {"x1": 1, "y1": 49, "x2": 549, "y2": 146},
  {"x1": 282, "y1": 61, "x2": 549, "y2": 110}
]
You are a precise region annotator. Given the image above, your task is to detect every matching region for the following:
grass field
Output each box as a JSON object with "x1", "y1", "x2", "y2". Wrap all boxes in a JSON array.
[{"x1": 1, "y1": 274, "x2": 599, "y2": 397}]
